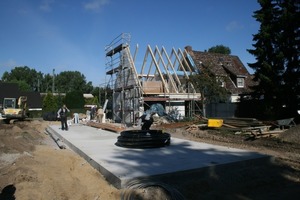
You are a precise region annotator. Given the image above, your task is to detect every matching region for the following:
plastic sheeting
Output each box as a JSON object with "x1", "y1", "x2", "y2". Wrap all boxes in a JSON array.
[
  {"x1": 144, "y1": 103, "x2": 166, "y2": 116},
  {"x1": 143, "y1": 103, "x2": 182, "y2": 122}
]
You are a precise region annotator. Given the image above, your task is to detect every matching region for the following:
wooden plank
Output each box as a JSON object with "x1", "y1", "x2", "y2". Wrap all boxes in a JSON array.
[
  {"x1": 142, "y1": 81, "x2": 164, "y2": 94},
  {"x1": 87, "y1": 121, "x2": 125, "y2": 133}
]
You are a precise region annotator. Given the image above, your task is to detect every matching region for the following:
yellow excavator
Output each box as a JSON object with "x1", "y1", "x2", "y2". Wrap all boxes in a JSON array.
[{"x1": 0, "y1": 96, "x2": 28, "y2": 123}]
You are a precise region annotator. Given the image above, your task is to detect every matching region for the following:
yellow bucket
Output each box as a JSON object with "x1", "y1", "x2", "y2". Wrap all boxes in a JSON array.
[{"x1": 207, "y1": 119, "x2": 223, "y2": 128}]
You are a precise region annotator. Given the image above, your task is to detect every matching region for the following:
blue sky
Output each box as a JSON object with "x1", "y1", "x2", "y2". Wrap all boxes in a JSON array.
[{"x1": 0, "y1": 0, "x2": 260, "y2": 86}]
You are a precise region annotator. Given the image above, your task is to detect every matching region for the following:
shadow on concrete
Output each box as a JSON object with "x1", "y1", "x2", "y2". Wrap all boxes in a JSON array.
[{"x1": 109, "y1": 140, "x2": 299, "y2": 200}]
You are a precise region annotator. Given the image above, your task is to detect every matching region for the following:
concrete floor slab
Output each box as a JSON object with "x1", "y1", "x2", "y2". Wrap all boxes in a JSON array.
[{"x1": 46, "y1": 124, "x2": 268, "y2": 189}]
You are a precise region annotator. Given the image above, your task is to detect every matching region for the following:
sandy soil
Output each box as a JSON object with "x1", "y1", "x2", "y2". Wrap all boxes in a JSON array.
[
  {"x1": 0, "y1": 120, "x2": 120, "y2": 200},
  {"x1": 0, "y1": 119, "x2": 300, "y2": 199}
]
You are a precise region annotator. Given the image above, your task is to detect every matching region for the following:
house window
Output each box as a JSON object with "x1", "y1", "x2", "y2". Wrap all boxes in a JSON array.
[{"x1": 237, "y1": 78, "x2": 244, "y2": 88}]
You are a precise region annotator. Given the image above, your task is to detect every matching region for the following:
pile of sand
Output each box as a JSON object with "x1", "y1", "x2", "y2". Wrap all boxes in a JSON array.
[{"x1": 279, "y1": 124, "x2": 300, "y2": 144}]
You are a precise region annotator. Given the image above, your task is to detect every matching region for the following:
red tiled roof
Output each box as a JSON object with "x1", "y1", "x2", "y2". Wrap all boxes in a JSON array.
[{"x1": 185, "y1": 47, "x2": 256, "y2": 95}]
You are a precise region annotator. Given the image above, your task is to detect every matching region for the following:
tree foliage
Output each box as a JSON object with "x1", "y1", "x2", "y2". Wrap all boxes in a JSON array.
[
  {"x1": 1, "y1": 66, "x2": 94, "y2": 94},
  {"x1": 55, "y1": 71, "x2": 93, "y2": 93},
  {"x1": 43, "y1": 93, "x2": 58, "y2": 112},
  {"x1": 8, "y1": 79, "x2": 32, "y2": 92},
  {"x1": 91, "y1": 86, "x2": 113, "y2": 107},
  {"x1": 190, "y1": 69, "x2": 229, "y2": 104},
  {"x1": 189, "y1": 66, "x2": 229, "y2": 116},
  {"x1": 207, "y1": 45, "x2": 231, "y2": 55},
  {"x1": 65, "y1": 90, "x2": 85, "y2": 109},
  {"x1": 247, "y1": 0, "x2": 299, "y2": 119},
  {"x1": 41, "y1": 73, "x2": 54, "y2": 93},
  {"x1": 1, "y1": 66, "x2": 43, "y2": 91},
  {"x1": 1, "y1": 66, "x2": 98, "y2": 112}
]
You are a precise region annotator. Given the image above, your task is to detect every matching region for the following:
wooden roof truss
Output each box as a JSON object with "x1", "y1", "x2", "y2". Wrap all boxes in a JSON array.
[{"x1": 140, "y1": 45, "x2": 196, "y2": 94}]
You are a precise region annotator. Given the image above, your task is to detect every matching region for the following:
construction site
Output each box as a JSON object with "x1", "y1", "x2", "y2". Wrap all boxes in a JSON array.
[
  {"x1": 99, "y1": 33, "x2": 299, "y2": 134},
  {"x1": 104, "y1": 33, "x2": 201, "y2": 126},
  {"x1": 1, "y1": 33, "x2": 300, "y2": 199}
]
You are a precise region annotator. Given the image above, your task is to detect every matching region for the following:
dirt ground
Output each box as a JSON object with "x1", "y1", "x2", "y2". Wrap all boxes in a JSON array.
[{"x1": 0, "y1": 119, "x2": 300, "y2": 200}]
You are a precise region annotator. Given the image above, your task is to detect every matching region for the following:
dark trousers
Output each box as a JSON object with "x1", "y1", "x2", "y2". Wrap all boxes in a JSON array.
[
  {"x1": 142, "y1": 121, "x2": 153, "y2": 130},
  {"x1": 61, "y1": 117, "x2": 68, "y2": 130}
]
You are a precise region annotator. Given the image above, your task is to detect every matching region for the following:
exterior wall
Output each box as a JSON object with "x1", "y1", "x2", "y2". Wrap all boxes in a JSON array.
[
  {"x1": 165, "y1": 100, "x2": 185, "y2": 120},
  {"x1": 113, "y1": 88, "x2": 142, "y2": 125},
  {"x1": 230, "y1": 94, "x2": 240, "y2": 103},
  {"x1": 114, "y1": 69, "x2": 136, "y2": 89}
]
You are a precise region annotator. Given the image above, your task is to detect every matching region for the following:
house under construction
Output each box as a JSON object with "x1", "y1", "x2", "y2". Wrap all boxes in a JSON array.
[{"x1": 105, "y1": 33, "x2": 201, "y2": 126}]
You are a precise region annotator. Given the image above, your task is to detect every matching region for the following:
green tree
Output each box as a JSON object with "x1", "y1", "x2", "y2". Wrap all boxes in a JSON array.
[
  {"x1": 91, "y1": 86, "x2": 112, "y2": 107},
  {"x1": 55, "y1": 71, "x2": 93, "y2": 93},
  {"x1": 91, "y1": 86, "x2": 100, "y2": 105},
  {"x1": 85, "y1": 81, "x2": 93, "y2": 94},
  {"x1": 43, "y1": 92, "x2": 58, "y2": 113},
  {"x1": 247, "y1": 0, "x2": 299, "y2": 119},
  {"x1": 85, "y1": 96, "x2": 99, "y2": 107},
  {"x1": 8, "y1": 79, "x2": 31, "y2": 92},
  {"x1": 1, "y1": 66, "x2": 43, "y2": 91},
  {"x1": 41, "y1": 73, "x2": 54, "y2": 93},
  {"x1": 189, "y1": 66, "x2": 229, "y2": 116},
  {"x1": 207, "y1": 45, "x2": 231, "y2": 55},
  {"x1": 279, "y1": 0, "x2": 300, "y2": 117},
  {"x1": 1, "y1": 66, "x2": 97, "y2": 94},
  {"x1": 65, "y1": 90, "x2": 85, "y2": 109}
]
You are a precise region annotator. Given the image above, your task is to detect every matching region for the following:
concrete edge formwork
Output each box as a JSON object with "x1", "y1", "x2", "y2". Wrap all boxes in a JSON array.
[{"x1": 46, "y1": 126, "x2": 122, "y2": 188}]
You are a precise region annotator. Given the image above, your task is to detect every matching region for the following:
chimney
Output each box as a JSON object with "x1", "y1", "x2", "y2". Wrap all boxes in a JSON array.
[{"x1": 185, "y1": 46, "x2": 193, "y2": 53}]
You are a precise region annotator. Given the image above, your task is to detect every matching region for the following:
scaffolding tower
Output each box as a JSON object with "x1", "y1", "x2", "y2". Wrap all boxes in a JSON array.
[{"x1": 105, "y1": 33, "x2": 142, "y2": 126}]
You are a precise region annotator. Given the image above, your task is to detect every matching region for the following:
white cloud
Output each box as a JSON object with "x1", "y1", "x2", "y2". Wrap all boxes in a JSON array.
[
  {"x1": 39, "y1": 0, "x2": 55, "y2": 12},
  {"x1": 226, "y1": 21, "x2": 244, "y2": 32},
  {"x1": 83, "y1": 0, "x2": 110, "y2": 12}
]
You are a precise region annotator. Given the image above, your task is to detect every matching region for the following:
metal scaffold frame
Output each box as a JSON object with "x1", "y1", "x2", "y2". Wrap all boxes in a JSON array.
[{"x1": 105, "y1": 33, "x2": 142, "y2": 126}]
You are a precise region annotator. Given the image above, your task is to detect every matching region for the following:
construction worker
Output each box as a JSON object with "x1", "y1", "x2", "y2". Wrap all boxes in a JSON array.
[
  {"x1": 90, "y1": 105, "x2": 96, "y2": 120},
  {"x1": 57, "y1": 104, "x2": 70, "y2": 131},
  {"x1": 141, "y1": 112, "x2": 156, "y2": 130}
]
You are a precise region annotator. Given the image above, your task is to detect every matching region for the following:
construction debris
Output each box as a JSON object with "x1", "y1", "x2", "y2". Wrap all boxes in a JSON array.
[
  {"x1": 223, "y1": 118, "x2": 263, "y2": 128},
  {"x1": 180, "y1": 115, "x2": 294, "y2": 139},
  {"x1": 185, "y1": 124, "x2": 202, "y2": 132}
]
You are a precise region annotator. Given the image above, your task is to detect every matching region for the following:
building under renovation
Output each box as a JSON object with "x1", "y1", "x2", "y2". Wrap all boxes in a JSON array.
[{"x1": 105, "y1": 33, "x2": 202, "y2": 125}]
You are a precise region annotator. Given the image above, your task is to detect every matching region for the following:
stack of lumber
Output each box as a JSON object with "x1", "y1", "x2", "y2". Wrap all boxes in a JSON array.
[
  {"x1": 87, "y1": 121, "x2": 125, "y2": 133},
  {"x1": 223, "y1": 118, "x2": 263, "y2": 128}
]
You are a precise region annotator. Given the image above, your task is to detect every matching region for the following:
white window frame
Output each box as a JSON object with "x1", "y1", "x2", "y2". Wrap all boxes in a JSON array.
[{"x1": 237, "y1": 77, "x2": 245, "y2": 88}]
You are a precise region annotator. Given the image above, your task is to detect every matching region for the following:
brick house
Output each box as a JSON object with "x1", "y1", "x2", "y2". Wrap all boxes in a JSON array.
[{"x1": 185, "y1": 46, "x2": 256, "y2": 103}]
